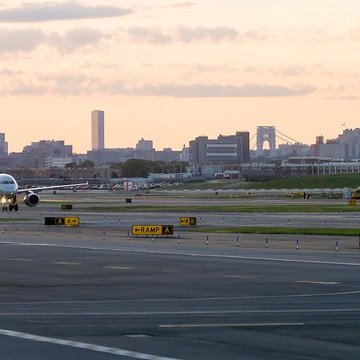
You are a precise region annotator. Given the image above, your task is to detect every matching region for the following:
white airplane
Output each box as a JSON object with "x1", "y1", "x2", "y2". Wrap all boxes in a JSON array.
[{"x1": 0, "y1": 173, "x2": 88, "y2": 212}]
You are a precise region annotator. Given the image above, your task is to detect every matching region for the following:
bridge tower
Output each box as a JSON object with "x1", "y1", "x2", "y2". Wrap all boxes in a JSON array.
[{"x1": 256, "y1": 126, "x2": 276, "y2": 157}]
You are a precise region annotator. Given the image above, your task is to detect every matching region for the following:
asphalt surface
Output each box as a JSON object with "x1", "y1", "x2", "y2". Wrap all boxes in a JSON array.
[
  {"x1": 0, "y1": 235, "x2": 359, "y2": 359},
  {"x1": 0, "y1": 191, "x2": 359, "y2": 359}
]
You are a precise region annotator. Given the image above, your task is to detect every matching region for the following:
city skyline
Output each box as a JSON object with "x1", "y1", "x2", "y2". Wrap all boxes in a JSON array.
[
  {"x1": 4, "y1": 125, "x2": 357, "y2": 155},
  {"x1": 1, "y1": 1, "x2": 359, "y2": 152}
]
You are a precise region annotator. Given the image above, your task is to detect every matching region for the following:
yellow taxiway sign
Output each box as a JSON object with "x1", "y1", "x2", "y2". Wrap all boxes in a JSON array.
[
  {"x1": 132, "y1": 225, "x2": 174, "y2": 236},
  {"x1": 179, "y1": 217, "x2": 197, "y2": 226}
]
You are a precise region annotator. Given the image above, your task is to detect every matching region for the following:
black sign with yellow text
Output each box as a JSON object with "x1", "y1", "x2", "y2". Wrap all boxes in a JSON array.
[
  {"x1": 45, "y1": 217, "x2": 80, "y2": 227},
  {"x1": 132, "y1": 225, "x2": 174, "y2": 236},
  {"x1": 179, "y1": 217, "x2": 197, "y2": 226}
]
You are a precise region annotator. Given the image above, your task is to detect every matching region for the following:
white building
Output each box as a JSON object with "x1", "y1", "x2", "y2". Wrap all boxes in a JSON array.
[{"x1": 45, "y1": 157, "x2": 73, "y2": 168}]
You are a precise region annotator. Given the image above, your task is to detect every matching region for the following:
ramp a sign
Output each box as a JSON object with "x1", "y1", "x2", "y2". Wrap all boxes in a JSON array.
[{"x1": 132, "y1": 225, "x2": 174, "y2": 236}]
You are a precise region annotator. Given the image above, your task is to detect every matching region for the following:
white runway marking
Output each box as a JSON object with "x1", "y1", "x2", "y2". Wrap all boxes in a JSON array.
[
  {"x1": 1, "y1": 239, "x2": 360, "y2": 267},
  {"x1": 187, "y1": 253, "x2": 360, "y2": 267},
  {"x1": 8, "y1": 258, "x2": 34, "y2": 262},
  {"x1": 103, "y1": 266, "x2": 133, "y2": 270},
  {"x1": 159, "y1": 322, "x2": 305, "y2": 328},
  {"x1": 0, "y1": 329, "x2": 178, "y2": 360},
  {"x1": 297, "y1": 281, "x2": 340, "y2": 285},
  {"x1": 1, "y1": 289, "x2": 359, "y2": 306},
  {"x1": 0, "y1": 308, "x2": 359, "y2": 317},
  {"x1": 52, "y1": 262, "x2": 81, "y2": 266}
]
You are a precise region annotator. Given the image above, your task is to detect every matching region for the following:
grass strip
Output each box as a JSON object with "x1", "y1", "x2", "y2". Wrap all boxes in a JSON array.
[
  {"x1": 81, "y1": 204, "x2": 359, "y2": 213},
  {"x1": 0, "y1": 218, "x2": 33, "y2": 222},
  {"x1": 189, "y1": 226, "x2": 360, "y2": 236}
]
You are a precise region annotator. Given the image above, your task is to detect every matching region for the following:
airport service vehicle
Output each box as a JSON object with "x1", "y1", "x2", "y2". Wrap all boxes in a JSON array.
[
  {"x1": 0, "y1": 173, "x2": 87, "y2": 212},
  {"x1": 351, "y1": 187, "x2": 360, "y2": 199}
]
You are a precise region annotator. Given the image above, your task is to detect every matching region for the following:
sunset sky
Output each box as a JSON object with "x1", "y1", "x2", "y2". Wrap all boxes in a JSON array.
[{"x1": 1, "y1": 0, "x2": 360, "y2": 153}]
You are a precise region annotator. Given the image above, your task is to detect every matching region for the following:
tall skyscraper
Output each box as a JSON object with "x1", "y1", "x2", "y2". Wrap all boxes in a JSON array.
[
  {"x1": 0, "y1": 133, "x2": 8, "y2": 155},
  {"x1": 91, "y1": 110, "x2": 104, "y2": 150}
]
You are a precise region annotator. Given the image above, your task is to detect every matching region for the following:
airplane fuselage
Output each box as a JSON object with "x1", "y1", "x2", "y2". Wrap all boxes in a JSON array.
[{"x1": 0, "y1": 174, "x2": 18, "y2": 199}]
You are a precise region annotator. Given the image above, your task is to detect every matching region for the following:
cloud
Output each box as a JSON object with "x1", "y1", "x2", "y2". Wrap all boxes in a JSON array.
[
  {"x1": 244, "y1": 66, "x2": 257, "y2": 72},
  {"x1": 0, "y1": 28, "x2": 46, "y2": 52},
  {"x1": 0, "y1": 68, "x2": 23, "y2": 75},
  {"x1": 129, "y1": 83, "x2": 317, "y2": 97},
  {"x1": 336, "y1": 96, "x2": 360, "y2": 100},
  {"x1": 0, "y1": 27, "x2": 106, "y2": 53},
  {"x1": 127, "y1": 26, "x2": 172, "y2": 44},
  {"x1": 49, "y1": 27, "x2": 105, "y2": 51},
  {"x1": 0, "y1": 2, "x2": 132, "y2": 22},
  {"x1": 273, "y1": 66, "x2": 308, "y2": 77},
  {"x1": 3, "y1": 73, "x2": 100, "y2": 96},
  {"x1": 8, "y1": 83, "x2": 47, "y2": 96},
  {"x1": 177, "y1": 26, "x2": 239, "y2": 42},
  {"x1": 123, "y1": 26, "x2": 266, "y2": 44},
  {"x1": 0, "y1": 67, "x2": 317, "y2": 97},
  {"x1": 0, "y1": 77, "x2": 47, "y2": 95},
  {"x1": 48, "y1": 75, "x2": 125, "y2": 95},
  {"x1": 50, "y1": 74, "x2": 97, "y2": 95},
  {"x1": 242, "y1": 30, "x2": 267, "y2": 41}
]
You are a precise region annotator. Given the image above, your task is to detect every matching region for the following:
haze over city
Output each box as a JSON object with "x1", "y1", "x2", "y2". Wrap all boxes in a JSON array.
[{"x1": 1, "y1": 0, "x2": 360, "y2": 152}]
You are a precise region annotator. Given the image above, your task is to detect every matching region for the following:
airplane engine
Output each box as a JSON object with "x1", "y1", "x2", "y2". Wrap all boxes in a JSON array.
[{"x1": 24, "y1": 192, "x2": 40, "y2": 207}]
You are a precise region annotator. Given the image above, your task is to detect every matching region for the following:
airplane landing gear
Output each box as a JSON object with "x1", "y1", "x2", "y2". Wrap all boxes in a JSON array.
[{"x1": 2, "y1": 204, "x2": 18, "y2": 212}]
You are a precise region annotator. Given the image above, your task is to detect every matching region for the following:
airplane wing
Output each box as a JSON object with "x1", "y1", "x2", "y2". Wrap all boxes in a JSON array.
[{"x1": 17, "y1": 182, "x2": 88, "y2": 195}]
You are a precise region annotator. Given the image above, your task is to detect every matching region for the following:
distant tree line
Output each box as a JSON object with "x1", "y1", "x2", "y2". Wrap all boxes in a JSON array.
[
  {"x1": 65, "y1": 159, "x2": 189, "y2": 178},
  {"x1": 111, "y1": 159, "x2": 189, "y2": 178},
  {"x1": 65, "y1": 160, "x2": 95, "y2": 169}
]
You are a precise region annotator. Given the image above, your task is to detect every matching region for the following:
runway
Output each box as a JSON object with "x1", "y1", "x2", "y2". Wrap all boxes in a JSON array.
[{"x1": 0, "y1": 235, "x2": 359, "y2": 359}]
